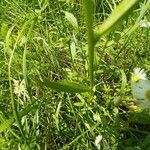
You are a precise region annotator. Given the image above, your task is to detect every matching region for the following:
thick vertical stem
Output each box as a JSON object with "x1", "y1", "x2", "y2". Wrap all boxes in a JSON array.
[{"x1": 83, "y1": 0, "x2": 95, "y2": 93}]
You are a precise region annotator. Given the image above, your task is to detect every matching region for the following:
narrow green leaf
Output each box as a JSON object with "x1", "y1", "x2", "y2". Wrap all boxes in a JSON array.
[
  {"x1": 44, "y1": 80, "x2": 90, "y2": 93},
  {"x1": 74, "y1": 102, "x2": 84, "y2": 107},
  {"x1": 56, "y1": 101, "x2": 62, "y2": 117},
  {"x1": 5, "y1": 25, "x2": 15, "y2": 55},
  {"x1": 94, "y1": 0, "x2": 140, "y2": 42},
  {"x1": 53, "y1": 101, "x2": 62, "y2": 131},
  {"x1": 23, "y1": 17, "x2": 37, "y2": 86},
  {"x1": 64, "y1": 11, "x2": 78, "y2": 30}
]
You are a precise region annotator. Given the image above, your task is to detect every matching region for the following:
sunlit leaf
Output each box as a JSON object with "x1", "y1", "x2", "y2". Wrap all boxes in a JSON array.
[
  {"x1": 64, "y1": 11, "x2": 78, "y2": 30},
  {"x1": 74, "y1": 102, "x2": 84, "y2": 107},
  {"x1": 0, "y1": 118, "x2": 14, "y2": 133}
]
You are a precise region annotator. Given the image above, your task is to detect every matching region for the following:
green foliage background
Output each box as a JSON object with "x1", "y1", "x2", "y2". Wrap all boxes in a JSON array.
[{"x1": 0, "y1": 0, "x2": 150, "y2": 149}]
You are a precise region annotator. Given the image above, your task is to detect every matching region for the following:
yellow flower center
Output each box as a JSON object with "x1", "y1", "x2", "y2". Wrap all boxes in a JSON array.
[
  {"x1": 17, "y1": 86, "x2": 23, "y2": 93},
  {"x1": 131, "y1": 75, "x2": 141, "y2": 82}
]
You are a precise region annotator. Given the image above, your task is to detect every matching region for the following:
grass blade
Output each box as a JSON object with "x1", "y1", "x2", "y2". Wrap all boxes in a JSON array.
[
  {"x1": 53, "y1": 100, "x2": 62, "y2": 131},
  {"x1": 23, "y1": 17, "x2": 37, "y2": 86}
]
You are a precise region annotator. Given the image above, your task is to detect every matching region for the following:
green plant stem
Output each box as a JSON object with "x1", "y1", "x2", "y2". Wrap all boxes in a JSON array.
[{"x1": 83, "y1": 0, "x2": 95, "y2": 93}]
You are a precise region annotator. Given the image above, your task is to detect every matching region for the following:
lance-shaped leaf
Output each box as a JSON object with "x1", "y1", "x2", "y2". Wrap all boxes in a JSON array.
[
  {"x1": 44, "y1": 80, "x2": 90, "y2": 93},
  {"x1": 94, "y1": 0, "x2": 140, "y2": 43}
]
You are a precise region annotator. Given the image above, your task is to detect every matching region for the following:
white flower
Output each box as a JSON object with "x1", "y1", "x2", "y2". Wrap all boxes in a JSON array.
[
  {"x1": 131, "y1": 79, "x2": 150, "y2": 108},
  {"x1": 131, "y1": 68, "x2": 147, "y2": 83},
  {"x1": 139, "y1": 20, "x2": 150, "y2": 28},
  {"x1": 13, "y1": 79, "x2": 26, "y2": 97},
  {"x1": 95, "y1": 135, "x2": 102, "y2": 150}
]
